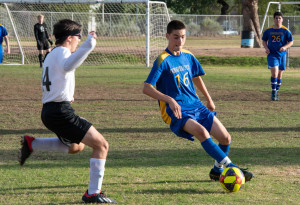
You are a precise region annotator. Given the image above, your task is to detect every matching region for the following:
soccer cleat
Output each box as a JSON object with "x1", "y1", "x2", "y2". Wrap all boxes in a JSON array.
[
  {"x1": 275, "y1": 92, "x2": 279, "y2": 101},
  {"x1": 271, "y1": 93, "x2": 276, "y2": 101},
  {"x1": 19, "y1": 135, "x2": 35, "y2": 166},
  {"x1": 82, "y1": 190, "x2": 117, "y2": 204},
  {"x1": 239, "y1": 168, "x2": 254, "y2": 182},
  {"x1": 209, "y1": 168, "x2": 222, "y2": 181}
]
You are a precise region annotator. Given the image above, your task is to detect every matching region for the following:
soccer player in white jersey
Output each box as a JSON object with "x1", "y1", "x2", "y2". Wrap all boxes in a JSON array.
[{"x1": 19, "y1": 19, "x2": 116, "y2": 204}]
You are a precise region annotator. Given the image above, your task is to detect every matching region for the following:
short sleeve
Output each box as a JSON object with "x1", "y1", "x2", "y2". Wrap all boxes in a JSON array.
[
  {"x1": 191, "y1": 55, "x2": 205, "y2": 77},
  {"x1": 144, "y1": 58, "x2": 164, "y2": 86}
]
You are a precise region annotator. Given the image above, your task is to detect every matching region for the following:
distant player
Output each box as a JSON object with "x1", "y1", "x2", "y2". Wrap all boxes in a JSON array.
[
  {"x1": 19, "y1": 19, "x2": 116, "y2": 204},
  {"x1": 34, "y1": 14, "x2": 53, "y2": 67},
  {"x1": 262, "y1": 11, "x2": 293, "y2": 101},
  {"x1": 0, "y1": 24, "x2": 10, "y2": 63},
  {"x1": 143, "y1": 20, "x2": 254, "y2": 182}
]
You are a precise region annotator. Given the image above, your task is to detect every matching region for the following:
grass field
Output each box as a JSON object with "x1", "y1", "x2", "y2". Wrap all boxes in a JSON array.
[{"x1": 0, "y1": 64, "x2": 300, "y2": 205}]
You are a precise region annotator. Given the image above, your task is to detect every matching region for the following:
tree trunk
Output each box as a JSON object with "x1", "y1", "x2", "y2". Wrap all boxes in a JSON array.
[{"x1": 242, "y1": 0, "x2": 262, "y2": 48}]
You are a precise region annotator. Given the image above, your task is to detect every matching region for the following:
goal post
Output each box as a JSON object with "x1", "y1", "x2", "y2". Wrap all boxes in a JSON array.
[{"x1": 0, "y1": 0, "x2": 170, "y2": 66}]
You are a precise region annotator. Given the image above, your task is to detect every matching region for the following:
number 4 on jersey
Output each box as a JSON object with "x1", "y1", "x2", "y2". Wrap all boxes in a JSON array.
[{"x1": 42, "y1": 67, "x2": 51, "y2": 91}]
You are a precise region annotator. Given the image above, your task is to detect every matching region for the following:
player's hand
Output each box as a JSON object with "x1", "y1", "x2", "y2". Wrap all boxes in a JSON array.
[
  {"x1": 89, "y1": 31, "x2": 97, "y2": 39},
  {"x1": 48, "y1": 39, "x2": 53, "y2": 46},
  {"x1": 169, "y1": 98, "x2": 182, "y2": 119},
  {"x1": 206, "y1": 100, "x2": 215, "y2": 111},
  {"x1": 279, "y1": 46, "x2": 286, "y2": 51},
  {"x1": 265, "y1": 48, "x2": 270, "y2": 55},
  {"x1": 6, "y1": 47, "x2": 10, "y2": 54}
]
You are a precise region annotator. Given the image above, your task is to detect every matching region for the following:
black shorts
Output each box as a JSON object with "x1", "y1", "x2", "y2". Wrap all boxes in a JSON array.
[
  {"x1": 41, "y1": 102, "x2": 92, "y2": 146},
  {"x1": 37, "y1": 39, "x2": 50, "y2": 50}
]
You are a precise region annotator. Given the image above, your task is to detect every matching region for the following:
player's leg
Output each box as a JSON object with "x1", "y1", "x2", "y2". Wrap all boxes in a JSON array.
[
  {"x1": 43, "y1": 42, "x2": 51, "y2": 61},
  {"x1": 0, "y1": 46, "x2": 3, "y2": 63},
  {"x1": 275, "y1": 55, "x2": 286, "y2": 100},
  {"x1": 18, "y1": 135, "x2": 84, "y2": 165},
  {"x1": 208, "y1": 117, "x2": 231, "y2": 178},
  {"x1": 38, "y1": 49, "x2": 43, "y2": 67},
  {"x1": 270, "y1": 66, "x2": 279, "y2": 101},
  {"x1": 183, "y1": 119, "x2": 234, "y2": 167},
  {"x1": 81, "y1": 126, "x2": 116, "y2": 203}
]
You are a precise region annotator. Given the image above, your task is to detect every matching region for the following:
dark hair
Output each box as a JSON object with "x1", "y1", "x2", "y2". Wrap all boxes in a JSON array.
[
  {"x1": 53, "y1": 19, "x2": 82, "y2": 45},
  {"x1": 167, "y1": 20, "x2": 186, "y2": 34},
  {"x1": 274, "y1": 11, "x2": 283, "y2": 19}
]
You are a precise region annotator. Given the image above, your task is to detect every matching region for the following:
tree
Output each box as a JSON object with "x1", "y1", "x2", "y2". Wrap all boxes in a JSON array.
[{"x1": 242, "y1": 0, "x2": 262, "y2": 48}]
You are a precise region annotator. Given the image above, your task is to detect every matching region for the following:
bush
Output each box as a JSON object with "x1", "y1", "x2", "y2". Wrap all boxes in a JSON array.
[{"x1": 200, "y1": 17, "x2": 223, "y2": 36}]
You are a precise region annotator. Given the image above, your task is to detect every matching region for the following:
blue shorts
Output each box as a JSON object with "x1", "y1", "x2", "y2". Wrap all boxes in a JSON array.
[
  {"x1": 167, "y1": 106, "x2": 216, "y2": 141},
  {"x1": 267, "y1": 54, "x2": 286, "y2": 70}
]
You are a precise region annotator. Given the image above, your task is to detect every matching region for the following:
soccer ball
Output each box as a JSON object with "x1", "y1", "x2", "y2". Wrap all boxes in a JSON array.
[{"x1": 220, "y1": 167, "x2": 245, "y2": 192}]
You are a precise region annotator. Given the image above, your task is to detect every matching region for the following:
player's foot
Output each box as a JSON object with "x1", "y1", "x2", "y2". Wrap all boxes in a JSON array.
[
  {"x1": 82, "y1": 190, "x2": 117, "y2": 204},
  {"x1": 275, "y1": 92, "x2": 279, "y2": 101},
  {"x1": 209, "y1": 168, "x2": 222, "y2": 181},
  {"x1": 239, "y1": 168, "x2": 254, "y2": 182},
  {"x1": 271, "y1": 93, "x2": 276, "y2": 101},
  {"x1": 19, "y1": 135, "x2": 35, "y2": 166}
]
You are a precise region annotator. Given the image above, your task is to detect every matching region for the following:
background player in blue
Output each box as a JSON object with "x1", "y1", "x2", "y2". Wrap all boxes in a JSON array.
[
  {"x1": 262, "y1": 11, "x2": 293, "y2": 101},
  {"x1": 143, "y1": 20, "x2": 253, "y2": 182},
  {"x1": 0, "y1": 24, "x2": 10, "y2": 63}
]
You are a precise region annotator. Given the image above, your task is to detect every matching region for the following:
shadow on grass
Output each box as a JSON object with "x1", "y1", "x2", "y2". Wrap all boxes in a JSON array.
[
  {"x1": 135, "y1": 188, "x2": 220, "y2": 195},
  {"x1": 1, "y1": 146, "x2": 299, "y2": 170},
  {"x1": 0, "y1": 127, "x2": 171, "y2": 135},
  {"x1": 1, "y1": 126, "x2": 300, "y2": 135}
]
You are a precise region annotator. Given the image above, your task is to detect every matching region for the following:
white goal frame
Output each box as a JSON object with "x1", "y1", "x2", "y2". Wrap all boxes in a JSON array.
[
  {"x1": 1, "y1": 0, "x2": 170, "y2": 66},
  {"x1": 260, "y1": 1, "x2": 300, "y2": 34}
]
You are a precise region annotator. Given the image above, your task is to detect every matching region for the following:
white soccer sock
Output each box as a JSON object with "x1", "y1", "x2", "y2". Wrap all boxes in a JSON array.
[
  {"x1": 214, "y1": 160, "x2": 223, "y2": 169},
  {"x1": 220, "y1": 156, "x2": 232, "y2": 167},
  {"x1": 31, "y1": 138, "x2": 69, "y2": 153},
  {"x1": 88, "y1": 158, "x2": 106, "y2": 195}
]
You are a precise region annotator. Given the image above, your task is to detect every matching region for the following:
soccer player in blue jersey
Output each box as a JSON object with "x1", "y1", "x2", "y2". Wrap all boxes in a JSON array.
[
  {"x1": 143, "y1": 20, "x2": 254, "y2": 182},
  {"x1": 0, "y1": 24, "x2": 10, "y2": 63},
  {"x1": 262, "y1": 11, "x2": 293, "y2": 101}
]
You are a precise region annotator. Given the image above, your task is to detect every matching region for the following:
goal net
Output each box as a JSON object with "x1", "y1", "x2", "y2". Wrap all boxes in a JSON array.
[{"x1": 0, "y1": 0, "x2": 170, "y2": 66}]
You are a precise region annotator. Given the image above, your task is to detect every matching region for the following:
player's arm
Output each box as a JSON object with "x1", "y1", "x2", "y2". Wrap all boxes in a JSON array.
[
  {"x1": 143, "y1": 83, "x2": 182, "y2": 119},
  {"x1": 3, "y1": 35, "x2": 10, "y2": 54},
  {"x1": 192, "y1": 76, "x2": 215, "y2": 111},
  {"x1": 34, "y1": 25, "x2": 40, "y2": 45},
  {"x1": 262, "y1": 40, "x2": 270, "y2": 55},
  {"x1": 280, "y1": 40, "x2": 293, "y2": 51},
  {"x1": 63, "y1": 32, "x2": 96, "y2": 71}
]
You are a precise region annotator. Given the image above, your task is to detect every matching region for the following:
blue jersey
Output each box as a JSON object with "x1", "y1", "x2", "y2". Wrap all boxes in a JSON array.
[
  {"x1": 145, "y1": 48, "x2": 205, "y2": 123},
  {"x1": 0, "y1": 24, "x2": 8, "y2": 45},
  {"x1": 262, "y1": 25, "x2": 293, "y2": 56}
]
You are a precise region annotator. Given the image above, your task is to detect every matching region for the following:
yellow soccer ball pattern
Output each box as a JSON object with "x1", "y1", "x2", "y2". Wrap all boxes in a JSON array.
[{"x1": 220, "y1": 167, "x2": 245, "y2": 192}]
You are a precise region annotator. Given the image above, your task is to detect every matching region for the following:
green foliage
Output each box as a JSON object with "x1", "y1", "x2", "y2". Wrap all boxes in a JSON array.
[
  {"x1": 196, "y1": 56, "x2": 267, "y2": 66},
  {"x1": 200, "y1": 17, "x2": 223, "y2": 36}
]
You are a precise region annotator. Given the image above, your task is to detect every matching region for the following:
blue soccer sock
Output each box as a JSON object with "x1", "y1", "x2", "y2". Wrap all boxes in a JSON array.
[
  {"x1": 201, "y1": 138, "x2": 235, "y2": 168},
  {"x1": 213, "y1": 143, "x2": 231, "y2": 173},
  {"x1": 276, "y1": 78, "x2": 282, "y2": 91},
  {"x1": 271, "y1": 77, "x2": 277, "y2": 94}
]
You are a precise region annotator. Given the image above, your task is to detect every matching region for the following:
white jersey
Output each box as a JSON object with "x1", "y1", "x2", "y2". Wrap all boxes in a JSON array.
[{"x1": 41, "y1": 34, "x2": 96, "y2": 104}]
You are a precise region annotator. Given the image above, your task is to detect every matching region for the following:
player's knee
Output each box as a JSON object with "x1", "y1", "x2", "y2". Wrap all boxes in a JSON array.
[
  {"x1": 94, "y1": 139, "x2": 109, "y2": 154},
  {"x1": 219, "y1": 133, "x2": 231, "y2": 145},
  {"x1": 68, "y1": 143, "x2": 85, "y2": 154},
  {"x1": 194, "y1": 129, "x2": 210, "y2": 142}
]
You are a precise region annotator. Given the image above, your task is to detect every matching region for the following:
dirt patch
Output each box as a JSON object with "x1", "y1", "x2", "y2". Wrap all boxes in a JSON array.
[{"x1": 185, "y1": 47, "x2": 300, "y2": 57}]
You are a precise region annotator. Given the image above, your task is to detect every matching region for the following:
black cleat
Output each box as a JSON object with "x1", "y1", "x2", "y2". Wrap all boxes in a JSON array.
[
  {"x1": 240, "y1": 168, "x2": 254, "y2": 182},
  {"x1": 19, "y1": 135, "x2": 34, "y2": 166},
  {"x1": 82, "y1": 190, "x2": 117, "y2": 204},
  {"x1": 209, "y1": 168, "x2": 222, "y2": 181}
]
